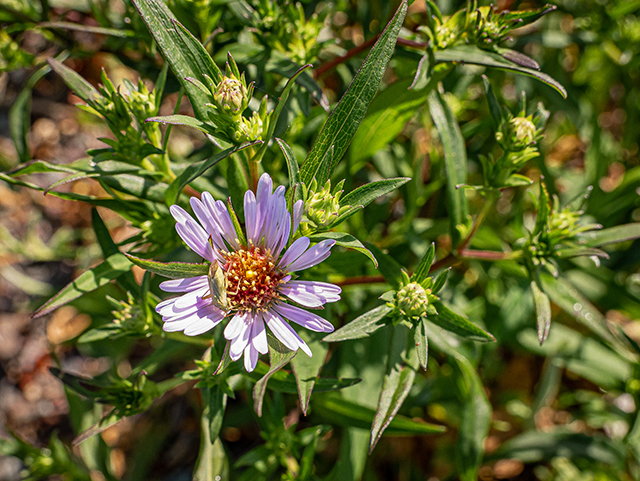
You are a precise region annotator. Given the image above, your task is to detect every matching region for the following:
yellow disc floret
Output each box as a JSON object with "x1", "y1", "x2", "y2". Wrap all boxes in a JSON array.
[{"x1": 223, "y1": 246, "x2": 286, "y2": 311}]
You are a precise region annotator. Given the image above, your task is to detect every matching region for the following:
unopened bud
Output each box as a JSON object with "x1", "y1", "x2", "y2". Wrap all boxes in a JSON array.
[
  {"x1": 215, "y1": 77, "x2": 246, "y2": 115},
  {"x1": 396, "y1": 282, "x2": 429, "y2": 318},
  {"x1": 509, "y1": 116, "x2": 537, "y2": 145},
  {"x1": 305, "y1": 181, "x2": 342, "y2": 228}
]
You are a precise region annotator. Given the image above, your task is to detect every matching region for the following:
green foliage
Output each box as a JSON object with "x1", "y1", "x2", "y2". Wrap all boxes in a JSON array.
[{"x1": 3, "y1": 0, "x2": 640, "y2": 480}]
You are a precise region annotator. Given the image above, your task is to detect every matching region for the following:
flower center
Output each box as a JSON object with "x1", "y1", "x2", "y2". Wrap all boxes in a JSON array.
[{"x1": 224, "y1": 246, "x2": 285, "y2": 311}]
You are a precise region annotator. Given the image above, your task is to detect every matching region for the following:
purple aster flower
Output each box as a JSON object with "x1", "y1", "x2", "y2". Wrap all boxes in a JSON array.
[{"x1": 156, "y1": 173, "x2": 340, "y2": 372}]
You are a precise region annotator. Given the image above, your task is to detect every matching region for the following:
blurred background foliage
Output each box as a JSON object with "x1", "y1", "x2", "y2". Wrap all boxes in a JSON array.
[{"x1": 1, "y1": 0, "x2": 640, "y2": 480}]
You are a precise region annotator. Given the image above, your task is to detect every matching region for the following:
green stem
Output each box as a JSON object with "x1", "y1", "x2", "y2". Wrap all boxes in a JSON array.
[{"x1": 456, "y1": 191, "x2": 499, "y2": 255}]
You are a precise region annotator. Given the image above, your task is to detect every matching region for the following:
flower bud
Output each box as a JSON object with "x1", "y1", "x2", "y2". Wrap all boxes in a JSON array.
[
  {"x1": 305, "y1": 180, "x2": 342, "y2": 228},
  {"x1": 396, "y1": 282, "x2": 430, "y2": 318},
  {"x1": 215, "y1": 77, "x2": 246, "y2": 116},
  {"x1": 509, "y1": 116, "x2": 537, "y2": 145}
]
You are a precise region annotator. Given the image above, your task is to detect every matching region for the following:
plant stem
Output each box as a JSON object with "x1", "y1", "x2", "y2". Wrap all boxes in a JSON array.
[{"x1": 456, "y1": 191, "x2": 499, "y2": 254}]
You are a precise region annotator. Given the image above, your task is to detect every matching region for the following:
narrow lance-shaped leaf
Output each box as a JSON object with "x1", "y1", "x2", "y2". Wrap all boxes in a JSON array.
[
  {"x1": 253, "y1": 334, "x2": 297, "y2": 416},
  {"x1": 434, "y1": 46, "x2": 567, "y2": 98},
  {"x1": 125, "y1": 254, "x2": 210, "y2": 279},
  {"x1": 482, "y1": 75, "x2": 503, "y2": 129},
  {"x1": 531, "y1": 279, "x2": 551, "y2": 345},
  {"x1": 411, "y1": 243, "x2": 435, "y2": 284},
  {"x1": 291, "y1": 331, "x2": 329, "y2": 415},
  {"x1": 579, "y1": 223, "x2": 640, "y2": 247},
  {"x1": 313, "y1": 395, "x2": 445, "y2": 436},
  {"x1": 428, "y1": 89, "x2": 469, "y2": 248},
  {"x1": 33, "y1": 253, "x2": 133, "y2": 318},
  {"x1": 299, "y1": 0, "x2": 408, "y2": 184},
  {"x1": 370, "y1": 325, "x2": 417, "y2": 452},
  {"x1": 455, "y1": 356, "x2": 492, "y2": 481},
  {"x1": 324, "y1": 305, "x2": 393, "y2": 342},
  {"x1": 309, "y1": 232, "x2": 377, "y2": 267},
  {"x1": 47, "y1": 58, "x2": 103, "y2": 108},
  {"x1": 165, "y1": 141, "x2": 261, "y2": 206},
  {"x1": 254, "y1": 64, "x2": 312, "y2": 163},
  {"x1": 430, "y1": 301, "x2": 495, "y2": 342},
  {"x1": 415, "y1": 317, "x2": 429, "y2": 370},
  {"x1": 131, "y1": 0, "x2": 217, "y2": 120},
  {"x1": 331, "y1": 177, "x2": 410, "y2": 226}
]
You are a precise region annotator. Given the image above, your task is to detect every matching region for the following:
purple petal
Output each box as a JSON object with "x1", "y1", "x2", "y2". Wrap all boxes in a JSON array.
[
  {"x1": 271, "y1": 302, "x2": 335, "y2": 332},
  {"x1": 159, "y1": 276, "x2": 208, "y2": 293},
  {"x1": 286, "y1": 240, "x2": 335, "y2": 272},
  {"x1": 243, "y1": 344, "x2": 259, "y2": 371},
  {"x1": 292, "y1": 200, "x2": 304, "y2": 235},
  {"x1": 175, "y1": 219, "x2": 215, "y2": 262},
  {"x1": 169, "y1": 204, "x2": 194, "y2": 224},
  {"x1": 244, "y1": 190, "x2": 259, "y2": 243},
  {"x1": 279, "y1": 280, "x2": 341, "y2": 308},
  {"x1": 162, "y1": 305, "x2": 224, "y2": 333},
  {"x1": 278, "y1": 237, "x2": 310, "y2": 268}
]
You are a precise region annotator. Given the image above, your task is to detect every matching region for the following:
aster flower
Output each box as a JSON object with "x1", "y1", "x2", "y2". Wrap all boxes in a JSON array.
[{"x1": 156, "y1": 173, "x2": 340, "y2": 372}]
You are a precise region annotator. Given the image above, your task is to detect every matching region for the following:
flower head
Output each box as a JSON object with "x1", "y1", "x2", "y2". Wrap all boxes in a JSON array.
[{"x1": 156, "y1": 173, "x2": 340, "y2": 371}]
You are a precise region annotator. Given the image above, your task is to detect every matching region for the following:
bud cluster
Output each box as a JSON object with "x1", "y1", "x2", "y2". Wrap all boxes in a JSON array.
[
  {"x1": 250, "y1": 0, "x2": 329, "y2": 64},
  {"x1": 301, "y1": 179, "x2": 351, "y2": 233},
  {"x1": 109, "y1": 292, "x2": 157, "y2": 338},
  {"x1": 188, "y1": 53, "x2": 270, "y2": 143}
]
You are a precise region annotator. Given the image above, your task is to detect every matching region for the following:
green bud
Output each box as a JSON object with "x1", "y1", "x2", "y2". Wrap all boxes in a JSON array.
[
  {"x1": 215, "y1": 76, "x2": 247, "y2": 116},
  {"x1": 509, "y1": 116, "x2": 537, "y2": 145},
  {"x1": 305, "y1": 180, "x2": 342, "y2": 228},
  {"x1": 396, "y1": 282, "x2": 430, "y2": 319}
]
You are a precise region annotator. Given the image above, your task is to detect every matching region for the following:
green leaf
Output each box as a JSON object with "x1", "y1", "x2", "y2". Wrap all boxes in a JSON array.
[
  {"x1": 265, "y1": 51, "x2": 329, "y2": 111},
  {"x1": 246, "y1": 362, "x2": 361, "y2": 393},
  {"x1": 309, "y1": 232, "x2": 377, "y2": 267},
  {"x1": 253, "y1": 334, "x2": 298, "y2": 416},
  {"x1": 254, "y1": 64, "x2": 313, "y2": 163},
  {"x1": 100, "y1": 174, "x2": 168, "y2": 203},
  {"x1": 579, "y1": 223, "x2": 640, "y2": 247},
  {"x1": 431, "y1": 268, "x2": 449, "y2": 293},
  {"x1": 481, "y1": 75, "x2": 502, "y2": 129},
  {"x1": 455, "y1": 356, "x2": 492, "y2": 481},
  {"x1": 33, "y1": 253, "x2": 133, "y2": 318},
  {"x1": 131, "y1": 0, "x2": 217, "y2": 120},
  {"x1": 434, "y1": 45, "x2": 567, "y2": 98},
  {"x1": 554, "y1": 247, "x2": 608, "y2": 259},
  {"x1": 165, "y1": 141, "x2": 260, "y2": 206},
  {"x1": 365, "y1": 243, "x2": 405, "y2": 289},
  {"x1": 202, "y1": 384, "x2": 227, "y2": 443},
  {"x1": 349, "y1": 77, "x2": 437, "y2": 166},
  {"x1": 10, "y1": 63, "x2": 52, "y2": 163},
  {"x1": 291, "y1": 331, "x2": 328, "y2": 415},
  {"x1": 370, "y1": 325, "x2": 417, "y2": 452},
  {"x1": 428, "y1": 89, "x2": 469, "y2": 247},
  {"x1": 146, "y1": 115, "x2": 218, "y2": 137},
  {"x1": 332, "y1": 177, "x2": 410, "y2": 226},
  {"x1": 193, "y1": 435, "x2": 228, "y2": 481},
  {"x1": 125, "y1": 254, "x2": 209, "y2": 279},
  {"x1": 276, "y1": 138, "x2": 302, "y2": 205},
  {"x1": 538, "y1": 274, "x2": 633, "y2": 359},
  {"x1": 313, "y1": 395, "x2": 445, "y2": 436},
  {"x1": 530, "y1": 279, "x2": 551, "y2": 345},
  {"x1": 430, "y1": 301, "x2": 495, "y2": 342},
  {"x1": 411, "y1": 243, "x2": 435, "y2": 284},
  {"x1": 298, "y1": 0, "x2": 408, "y2": 184},
  {"x1": 534, "y1": 181, "x2": 551, "y2": 236},
  {"x1": 47, "y1": 58, "x2": 103, "y2": 108},
  {"x1": 324, "y1": 305, "x2": 392, "y2": 342},
  {"x1": 415, "y1": 317, "x2": 429, "y2": 370},
  {"x1": 91, "y1": 209, "x2": 139, "y2": 295},
  {"x1": 488, "y1": 430, "x2": 625, "y2": 467},
  {"x1": 40, "y1": 21, "x2": 136, "y2": 37}
]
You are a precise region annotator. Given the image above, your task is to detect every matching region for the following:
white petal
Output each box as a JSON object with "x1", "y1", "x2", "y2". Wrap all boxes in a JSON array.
[
  {"x1": 264, "y1": 309, "x2": 312, "y2": 356},
  {"x1": 184, "y1": 318, "x2": 216, "y2": 336},
  {"x1": 252, "y1": 313, "x2": 269, "y2": 354},
  {"x1": 224, "y1": 311, "x2": 248, "y2": 340},
  {"x1": 229, "y1": 313, "x2": 252, "y2": 360},
  {"x1": 159, "y1": 276, "x2": 208, "y2": 293},
  {"x1": 243, "y1": 344, "x2": 259, "y2": 372},
  {"x1": 173, "y1": 286, "x2": 208, "y2": 309}
]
